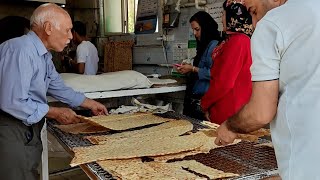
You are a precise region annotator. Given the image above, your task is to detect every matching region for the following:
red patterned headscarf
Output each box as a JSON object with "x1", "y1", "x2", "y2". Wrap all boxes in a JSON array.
[
  {"x1": 225, "y1": 0, "x2": 245, "y2": 7},
  {"x1": 224, "y1": 0, "x2": 253, "y2": 37}
]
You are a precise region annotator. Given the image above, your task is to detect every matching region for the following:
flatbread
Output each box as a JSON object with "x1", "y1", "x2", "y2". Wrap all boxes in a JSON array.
[
  {"x1": 97, "y1": 160, "x2": 238, "y2": 179},
  {"x1": 54, "y1": 123, "x2": 108, "y2": 134},
  {"x1": 146, "y1": 161, "x2": 201, "y2": 179},
  {"x1": 201, "y1": 121, "x2": 220, "y2": 130},
  {"x1": 97, "y1": 159, "x2": 155, "y2": 180},
  {"x1": 76, "y1": 113, "x2": 146, "y2": 125},
  {"x1": 152, "y1": 133, "x2": 241, "y2": 162},
  {"x1": 237, "y1": 128, "x2": 271, "y2": 142},
  {"x1": 152, "y1": 150, "x2": 202, "y2": 163},
  {"x1": 249, "y1": 128, "x2": 271, "y2": 136},
  {"x1": 97, "y1": 159, "x2": 201, "y2": 180},
  {"x1": 200, "y1": 128, "x2": 270, "y2": 142},
  {"x1": 70, "y1": 132, "x2": 208, "y2": 167},
  {"x1": 254, "y1": 142, "x2": 274, "y2": 148},
  {"x1": 173, "y1": 160, "x2": 239, "y2": 179},
  {"x1": 85, "y1": 120, "x2": 193, "y2": 144},
  {"x1": 200, "y1": 121, "x2": 270, "y2": 141},
  {"x1": 78, "y1": 113, "x2": 171, "y2": 131}
]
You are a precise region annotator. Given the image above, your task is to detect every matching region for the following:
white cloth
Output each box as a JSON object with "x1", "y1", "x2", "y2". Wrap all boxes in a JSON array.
[
  {"x1": 148, "y1": 78, "x2": 177, "y2": 85},
  {"x1": 251, "y1": 0, "x2": 320, "y2": 179},
  {"x1": 109, "y1": 98, "x2": 171, "y2": 114},
  {"x1": 60, "y1": 70, "x2": 152, "y2": 93},
  {"x1": 76, "y1": 41, "x2": 99, "y2": 75}
]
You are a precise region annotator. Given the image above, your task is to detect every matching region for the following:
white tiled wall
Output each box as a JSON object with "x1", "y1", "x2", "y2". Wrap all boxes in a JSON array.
[{"x1": 0, "y1": 0, "x2": 225, "y2": 76}]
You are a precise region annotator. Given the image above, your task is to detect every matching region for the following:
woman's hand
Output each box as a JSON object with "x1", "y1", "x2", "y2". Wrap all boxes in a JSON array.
[
  {"x1": 177, "y1": 64, "x2": 194, "y2": 74},
  {"x1": 204, "y1": 111, "x2": 211, "y2": 121}
]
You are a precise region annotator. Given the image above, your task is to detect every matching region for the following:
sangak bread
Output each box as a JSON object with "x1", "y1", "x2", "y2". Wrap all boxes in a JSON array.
[
  {"x1": 78, "y1": 113, "x2": 171, "y2": 131},
  {"x1": 54, "y1": 123, "x2": 108, "y2": 134},
  {"x1": 70, "y1": 132, "x2": 208, "y2": 167},
  {"x1": 249, "y1": 128, "x2": 271, "y2": 136},
  {"x1": 152, "y1": 133, "x2": 241, "y2": 162},
  {"x1": 200, "y1": 128, "x2": 270, "y2": 142},
  {"x1": 201, "y1": 121, "x2": 220, "y2": 130},
  {"x1": 78, "y1": 113, "x2": 145, "y2": 122},
  {"x1": 97, "y1": 159, "x2": 201, "y2": 180},
  {"x1": 200, "y1": 121, "x2": 270, "y2": 142},
  {"x1": 254, "y1": 142, "x2": 274, "y2": 148},
  {"x1": 237, "y1": 128, "x2": 271, "y2": 142},
  {"x1": 98, "y1": 159, "x2": 238, "y2": 179},
  {"x1": 97, "y1": 159, "x2": 157, "y2": 180},
  {"x1": 173, "y1": 160, "x2": 239, "y2": 179},
  {"x1": 76, "y1": 113, "x2": 148, "y2": 126},
  {"x1": 146, "y1": 161, "x2": 201, "y2": 179},
  {"x1": 85, "y1": 120, "x2": 193, "y2": 145}
]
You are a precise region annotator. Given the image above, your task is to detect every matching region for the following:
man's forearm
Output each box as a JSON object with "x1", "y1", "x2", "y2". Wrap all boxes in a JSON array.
[
  {"x1": 80, "y1": 98, "x2": 101, "y2": 110},
  {"x1": 225, "y1": 81, "x2": 279, "y2": 134},
  {"x1": 46, "y1": 106, "x2": 59, "y2": 119},
  {"x1": 226, "y1": 104, "x2": 268, "y2": 134},
  {"x1": 80, "y1": 98, "x2": 92, "y2": 109}
]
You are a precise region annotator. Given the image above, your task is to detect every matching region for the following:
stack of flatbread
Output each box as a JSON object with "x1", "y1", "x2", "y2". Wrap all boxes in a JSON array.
[
  {"x1": 84, "y1": 120, "x2": 193, "y2": 145},
  {"x1": 69, "y1": 113, "x2": 242, "y2": 179}
]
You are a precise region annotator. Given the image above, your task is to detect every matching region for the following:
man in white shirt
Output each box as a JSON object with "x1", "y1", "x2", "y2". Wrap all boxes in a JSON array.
[
  {"x1": 71, "y1": 21, "x2": 99, "y2": 75},
  {"x1": 214, "y1": 0, "x2": 320, "y2": 179}
]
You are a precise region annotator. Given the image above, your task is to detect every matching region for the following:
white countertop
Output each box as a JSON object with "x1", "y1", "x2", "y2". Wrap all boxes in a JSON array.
[{"x1": 47, "y1": 85, "x2": 186, "y2": 102}]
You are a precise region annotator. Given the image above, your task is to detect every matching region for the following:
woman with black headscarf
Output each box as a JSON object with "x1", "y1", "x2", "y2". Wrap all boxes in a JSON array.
[
  {"x1": 176, "y1": 11, "x2": 221, "y2": 121},
  {"x1": 201, "y1": 0, "x2": 254, "y2": 124}
]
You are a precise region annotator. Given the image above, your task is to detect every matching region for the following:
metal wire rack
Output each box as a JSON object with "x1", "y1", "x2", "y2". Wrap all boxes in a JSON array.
[{"x1": 47, "y1": 112, "x2": 278, "y2": 180}]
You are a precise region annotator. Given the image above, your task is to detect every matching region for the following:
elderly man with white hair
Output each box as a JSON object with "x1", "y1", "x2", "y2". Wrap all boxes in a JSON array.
[{"x1": 0, "y1": 3, "x2": 108, "y2": 179}]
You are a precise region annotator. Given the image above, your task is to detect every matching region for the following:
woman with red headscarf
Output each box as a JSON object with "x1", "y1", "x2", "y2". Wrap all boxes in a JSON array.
[{"x1": 201, "y1": 0, "x2": 253, "y2": 124}]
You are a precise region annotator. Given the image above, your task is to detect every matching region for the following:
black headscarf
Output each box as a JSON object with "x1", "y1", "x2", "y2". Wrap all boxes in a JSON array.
[
  {"x1": 183, "y1": 11, "x2": 221, "y2": 119},
  {"x1": 223, "y1": 0, "x2": 253, "y2": 37},
  {"x1": 189, "y1": 11, "x2": 221, "y2": 67}
]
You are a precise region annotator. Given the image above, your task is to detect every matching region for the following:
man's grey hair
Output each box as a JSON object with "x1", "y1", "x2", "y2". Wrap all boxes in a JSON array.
[{"x1": 30, "y1": 3, "x2": 67, "y2": 30}]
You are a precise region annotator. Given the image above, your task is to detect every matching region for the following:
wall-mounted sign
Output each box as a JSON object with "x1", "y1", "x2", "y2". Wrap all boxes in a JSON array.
[{"x1": 134, "y1": 0, "x2": 158, "y2": 34}]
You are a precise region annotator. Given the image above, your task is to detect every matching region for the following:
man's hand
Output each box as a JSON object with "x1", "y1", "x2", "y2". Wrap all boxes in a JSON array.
[
  {"x1": 214, "y1": 121, "x2": 237, "y2": 146},
  {"x1": 47, "y1": 107, "x2": 82, "y2": 125},
  {"x1": 81, "y1": 98, "x2": 108, "y2": 116},
  {"x1": 90, "y1": 100, "x2": 108, "y2": 116}
]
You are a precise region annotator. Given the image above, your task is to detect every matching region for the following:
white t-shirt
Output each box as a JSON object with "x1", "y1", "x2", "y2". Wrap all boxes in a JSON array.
[
  {"x1": 76, "y1": 41, "x2": 99, "y2": 75},
  {"x1": 251, "y1": 0, "x2": 320, "y2": 179}
]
